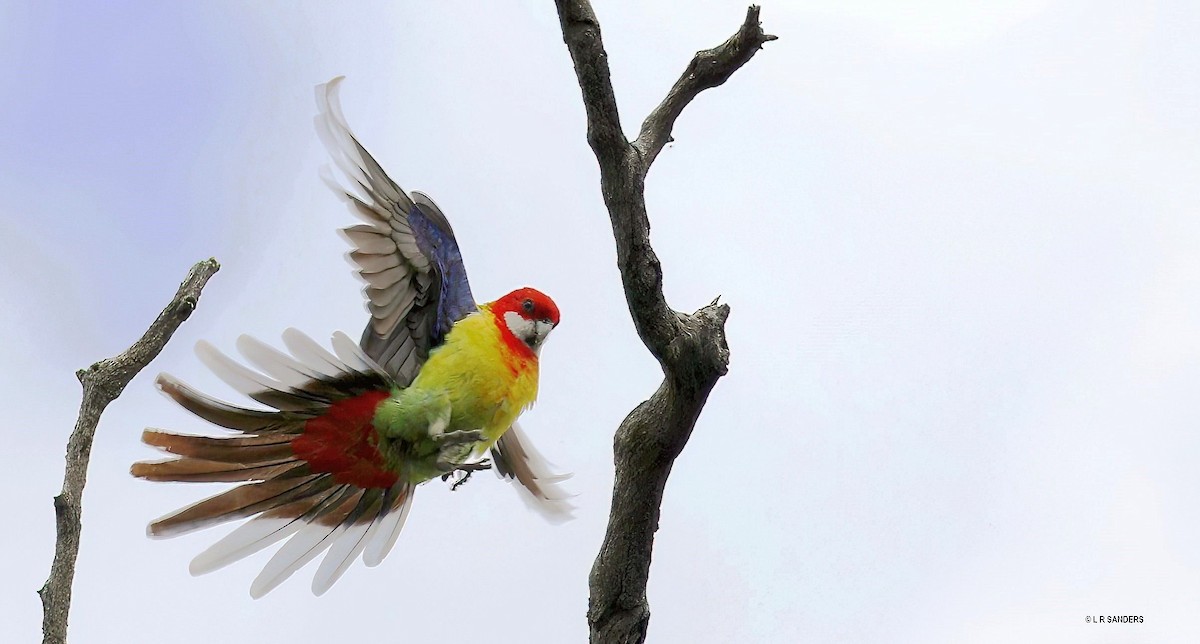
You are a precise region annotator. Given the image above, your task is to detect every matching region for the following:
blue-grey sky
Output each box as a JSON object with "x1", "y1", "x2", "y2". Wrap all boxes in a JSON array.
[{"x1": 3, "y1": 1, "x2": 1198, "y2": 642}]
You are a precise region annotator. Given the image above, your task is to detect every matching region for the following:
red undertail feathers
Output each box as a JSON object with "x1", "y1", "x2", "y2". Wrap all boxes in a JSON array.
[
  {"x1": 131, "y1": 329, "x2": 415, "y2": 597},
  {"x1": 291, "y1": 390, "x2": 397, "y2": 489}
]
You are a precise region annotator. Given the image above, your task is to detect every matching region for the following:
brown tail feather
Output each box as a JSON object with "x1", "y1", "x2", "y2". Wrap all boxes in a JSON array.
[
  {"x1": 261, "y1": 486, "x2": 344, "y2": 521},
  {"x1": 140, "y1": 429, "x2": 295, "y2": 464},
  {"x1": 147, "y1": 474, "x2": 334, "y2": 538},
  {"x1": 321, "y1": 487, "x2": 384, "y2": 528},
  {"x1": 156, "y1": 375, "x2": 312, "y2": 433},
  {"x1": 131, "y1": 458, "x2": 305, "y2": 483}
]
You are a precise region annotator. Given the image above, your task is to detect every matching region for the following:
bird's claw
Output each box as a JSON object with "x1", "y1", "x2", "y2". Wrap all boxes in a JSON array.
[
  {"x1": 457, "y1": 459, "x2": 492, "y2": 472},
  {"x1": 437, "y1": 458, "x2": 492, "y2": 474},
  {"x1": 449, "y1": 470, "x2": 474, "y2": 491},
  {"x1": 440, "y1": 459, "x2": 493, "y2": 491}
]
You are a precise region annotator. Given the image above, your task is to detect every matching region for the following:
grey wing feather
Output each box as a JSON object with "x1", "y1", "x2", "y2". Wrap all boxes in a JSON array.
[
  {"x1": 315, "y1": 77, "x2": 444, "y2": 386},
  {"x1": 491, "y1": 422, "x2": 575, "y2": 523}
]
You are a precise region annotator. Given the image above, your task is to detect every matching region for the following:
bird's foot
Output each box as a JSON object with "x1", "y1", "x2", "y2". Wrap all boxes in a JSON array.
[
  {"x1": 439, "y1": 459, "x2": 492, "y2": 491},
  {"x1": 432, "y1": 429, "x2": 485, "y2": 446}
]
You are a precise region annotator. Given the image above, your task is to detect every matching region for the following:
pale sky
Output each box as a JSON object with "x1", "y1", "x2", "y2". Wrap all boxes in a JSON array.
[{"x1": 3, "y1": 1, "x2": 1199, "y2": 642}]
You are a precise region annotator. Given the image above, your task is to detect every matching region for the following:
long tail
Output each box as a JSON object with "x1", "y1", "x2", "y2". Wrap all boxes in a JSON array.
[{"x1": 132, "y1": 329, "x2": 415, "y2": 597}]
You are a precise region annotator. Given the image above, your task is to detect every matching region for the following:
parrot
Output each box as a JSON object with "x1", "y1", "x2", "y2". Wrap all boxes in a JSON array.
[{"x1": 131, "y1": 77, "x2": 571, "y2": 598}]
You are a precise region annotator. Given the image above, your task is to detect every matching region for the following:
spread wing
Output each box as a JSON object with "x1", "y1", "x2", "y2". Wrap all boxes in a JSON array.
[
  {"x1": 315, "y1": 77, "x2": 475, "y2": 386},
  {"x1": 316, "y1": 78, "x2": 572, "y2": 517}
]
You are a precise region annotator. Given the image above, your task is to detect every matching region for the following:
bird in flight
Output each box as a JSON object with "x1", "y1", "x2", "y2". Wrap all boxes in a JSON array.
[{"x1": 132, "y1": 77, "x2": 572, "y2": 598}]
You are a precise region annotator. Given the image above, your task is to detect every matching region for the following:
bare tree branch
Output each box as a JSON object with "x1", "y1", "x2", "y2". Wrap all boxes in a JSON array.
[
  {"x1": 553, "y1": 0, "x2": 629, "y2": 165},
  {"x1": 39, "y1": 258, "x2": 220, "y2": 644},
  {"x1": 553, "y1": 3, "x2": 772, "y2": 642},
  {"x1": 633, "y1": 5, "x2": 778, "y2": 174}
]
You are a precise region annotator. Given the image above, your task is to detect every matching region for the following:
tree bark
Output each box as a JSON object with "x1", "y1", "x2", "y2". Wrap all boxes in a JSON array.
[
  {"x1": 551, "y1": 4, "x2": 775, "y2": 642},
  {"x1": 39, "y1": 259, "x2": 220, "y2": 644}
]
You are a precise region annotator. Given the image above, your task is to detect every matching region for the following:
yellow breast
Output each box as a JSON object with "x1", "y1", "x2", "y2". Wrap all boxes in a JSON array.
[{"x1": 410, "y1": 306, "x2": 539, "y2": 446}]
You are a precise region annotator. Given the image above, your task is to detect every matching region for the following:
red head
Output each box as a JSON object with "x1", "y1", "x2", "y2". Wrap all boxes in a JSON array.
[{"x1": 490, "y1": 287, "x2": 560, "y2": 355}]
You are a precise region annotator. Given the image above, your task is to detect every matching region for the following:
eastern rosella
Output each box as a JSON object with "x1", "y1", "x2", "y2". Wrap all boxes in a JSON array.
[{"x1": 132, "y1": 78, "x2": 570, "y2": 598}]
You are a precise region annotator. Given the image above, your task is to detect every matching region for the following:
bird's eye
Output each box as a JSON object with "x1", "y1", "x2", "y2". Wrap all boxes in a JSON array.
[{"x1": 522, "y1": 298, "x2": 534, "y2": 314}]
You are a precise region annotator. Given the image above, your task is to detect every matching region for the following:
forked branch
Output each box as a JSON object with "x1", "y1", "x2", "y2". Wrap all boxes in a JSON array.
[
  {"x1": 552, "y1": 3, "x2": 772, "y2": 642},
  {"x1": 634, "y1": 5, "x2": 777, "y2": 173},
  {"x1": 40, "y1": 258, "x2": 219, "y2": 644}
]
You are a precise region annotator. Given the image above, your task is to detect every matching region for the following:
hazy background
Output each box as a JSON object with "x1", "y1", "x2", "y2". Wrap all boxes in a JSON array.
[{"x1": 3, "y1": 0, "x2": 1198, "y2": 641}]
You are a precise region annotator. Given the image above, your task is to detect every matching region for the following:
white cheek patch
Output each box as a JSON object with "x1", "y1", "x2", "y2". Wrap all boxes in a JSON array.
[
  {"x1": 503, "y1": 311, "x2": 554, "y2": 353},
  {"x1": 504, "y1": 311, "x2": 537, "y2": 342}
]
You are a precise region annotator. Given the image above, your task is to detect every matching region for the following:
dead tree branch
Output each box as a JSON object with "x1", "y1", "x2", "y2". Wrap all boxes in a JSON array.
[
  {"x1": 39, "y1": 258, "x2": 220, "y2": 644},
  {"x1": 552, "y1": 3, "x2": 774, "y2": 642}
]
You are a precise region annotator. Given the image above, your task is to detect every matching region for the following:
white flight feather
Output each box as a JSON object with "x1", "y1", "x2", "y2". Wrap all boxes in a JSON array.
[{"x1": 363, "y1": 485, "x2": 415, "y2": 567}]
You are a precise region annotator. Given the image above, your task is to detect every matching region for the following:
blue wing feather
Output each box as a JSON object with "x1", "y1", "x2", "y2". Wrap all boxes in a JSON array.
[{"x1": 407, "y1": 195, "x2": 476, "y2": 345}]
